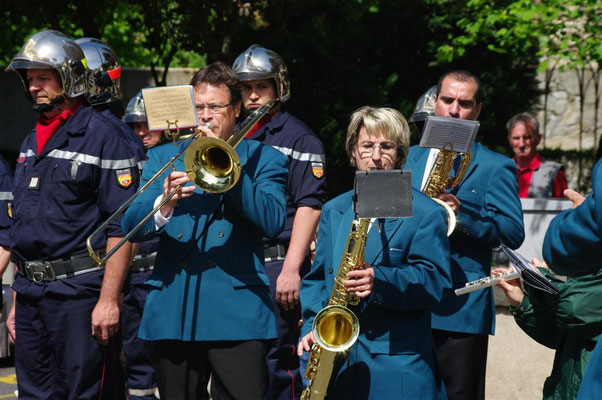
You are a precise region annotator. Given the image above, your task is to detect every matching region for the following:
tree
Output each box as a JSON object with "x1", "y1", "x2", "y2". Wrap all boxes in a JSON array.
[
  {"x1": 434, "y1": 0, "x2": 602, "y2": 189},
  {"x1": 0, "y1": 0, "x2": 544, "y2": 196}
]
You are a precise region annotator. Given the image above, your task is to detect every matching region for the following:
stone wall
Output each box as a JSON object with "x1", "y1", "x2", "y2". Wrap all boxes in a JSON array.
[{"x1": 536, "y1": 66, "x2": 602, "y2": 152}]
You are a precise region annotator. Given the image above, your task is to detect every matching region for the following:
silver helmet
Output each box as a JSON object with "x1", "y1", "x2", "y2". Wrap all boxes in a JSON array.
[
  {"x1": 232, "y1": 44, "x2": 291, "y2": 102},
  {"x1": 75, "y1": 37, "x2": 122, "y2": 105},
  {"x1": 6, "y1": 30, "x2": 88, "y2": 101},
  {"x1": 410, "y1": 86, "x2": 437, "y2": 123},
  {"x1": 123, "y1": 90, "x2": 146, "y2": 124}
]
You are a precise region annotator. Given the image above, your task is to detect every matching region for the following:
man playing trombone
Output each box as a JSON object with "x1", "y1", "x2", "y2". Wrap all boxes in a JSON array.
[{"x1": 121, "y1": 61, "x2": 288, "y2": 400}]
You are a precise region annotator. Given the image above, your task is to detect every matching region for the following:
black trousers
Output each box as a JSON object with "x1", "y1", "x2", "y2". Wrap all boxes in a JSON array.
[
  {"x1": 265, "y1": 258, "x2": 308, "y2": 400},
  {"x1": 432, "y1": 329, "x2": 488, "y2": 400},
  {"x1": 152, "y1": 339, "x2": 269, "y2": 400}
]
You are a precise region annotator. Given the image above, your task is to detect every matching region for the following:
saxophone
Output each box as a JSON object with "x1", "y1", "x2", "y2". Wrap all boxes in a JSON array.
[
  {"x1": 301, "y1": 218, "x2": 369, "y2": 400},
  {"x1": 422, "y1": 143, "x2": 471, "y2": 235}
]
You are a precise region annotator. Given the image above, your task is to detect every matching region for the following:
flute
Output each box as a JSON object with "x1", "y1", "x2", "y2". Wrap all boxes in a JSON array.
[{"x1": 455, "y1": 270, "x2": 520, "y2": 296}]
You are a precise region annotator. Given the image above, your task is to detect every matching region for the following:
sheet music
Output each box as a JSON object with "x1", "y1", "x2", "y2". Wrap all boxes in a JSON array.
[
  {"x1": 499, "y1": 244, "x2": 559, "y2": 295},
  {"x1": 142, "y1": 85, "x2": 200, "y2": 132},
  {"x1": 419, "y1": 116, "x2": 479, "y2": 153}
]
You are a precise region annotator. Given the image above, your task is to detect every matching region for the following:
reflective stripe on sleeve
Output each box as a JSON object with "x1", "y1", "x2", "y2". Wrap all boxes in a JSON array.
[
  {"x1": 0, "y1": 192, "x2": 13, "y2": 201},
  {"x1": 19, "y1": 148, "x2": 137, "y2": 169},
  {"x1": 128, "y1": 387, "x2": 158, "y2": 396},
  {"x1": 272, "y1": 145, "x2": 326, "y2": 163}
]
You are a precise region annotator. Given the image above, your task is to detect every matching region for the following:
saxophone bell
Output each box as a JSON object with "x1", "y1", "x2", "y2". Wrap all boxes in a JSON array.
[{"x1": 312, "y1": 305, "x2": 359, "y2": 352}]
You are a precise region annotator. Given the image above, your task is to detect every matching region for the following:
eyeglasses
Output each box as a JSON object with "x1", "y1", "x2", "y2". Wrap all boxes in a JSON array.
[
  {"x1": 196, "y1": 103, "x2": 233, "y2": 114},
  {"x1": 357, "y1": 142, "x2": 398, "y2": 157}
]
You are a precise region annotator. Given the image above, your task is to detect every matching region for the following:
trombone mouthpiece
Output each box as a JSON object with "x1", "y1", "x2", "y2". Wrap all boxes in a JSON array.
[{"x1": 204, "y1": 122, "x2": 212, "y2": 130}]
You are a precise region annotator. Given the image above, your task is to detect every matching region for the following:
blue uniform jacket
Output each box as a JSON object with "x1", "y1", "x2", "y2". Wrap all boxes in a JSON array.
[
  {"x1": 300, "y1": 189, "x2": 451, "y2": 399},
  {"x1": 0, "y1": 156, "x2": 13, "y2": 248},
  {"x1": 558, "y1": 161, "x2": 602, "y2": 399},
  {"x1": 98, "y1": 107, "x2": 146, "y2": 171},
  {"x1": 248, "y1": 110, "x2": 327, "y2": 243},
  {"x1": 543, "y1": 159, "x2": 602, "y2": 276},
  {"x1": 122, "y1": 137, "x2": 288, "y2": 341},
  {"x1": 405, "y1": 142, "x2": 525, "y2": 335},
  {"x1": 10, "y1": 105, "x2": 140, "y2": 298}
]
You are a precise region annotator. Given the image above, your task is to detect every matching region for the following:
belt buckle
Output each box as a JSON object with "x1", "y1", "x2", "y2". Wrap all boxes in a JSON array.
[{"x1": 24, "y1": 261, "x2": 56, "y2": 283}]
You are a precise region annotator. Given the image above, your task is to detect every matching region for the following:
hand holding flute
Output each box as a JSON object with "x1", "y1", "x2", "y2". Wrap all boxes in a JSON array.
[{"x1": 492, "y1": 267, "x2": 524, "y2": 307}]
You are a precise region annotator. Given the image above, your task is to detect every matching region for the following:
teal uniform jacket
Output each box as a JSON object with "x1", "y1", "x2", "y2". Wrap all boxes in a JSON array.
[
  {"x1": 541, "y1": 160, "x2": 602, "y2": 400},
  {"x1": 122, "y1": 138, "x2": 288, "y2": 341},
  {"x1": 405, "y1": 142, "x2": 525, "y2": 335},
  {"x1": 543, "y1": 159, "x2": 602, "y2": 277},
  {"x1": 300, "y1": 188, "x2": 452, "y2": 399}
]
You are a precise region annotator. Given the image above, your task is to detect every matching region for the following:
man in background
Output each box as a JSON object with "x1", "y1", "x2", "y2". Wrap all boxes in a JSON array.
[{"x1": 506, "y1": 112, "x2": 567, "y2": 198}]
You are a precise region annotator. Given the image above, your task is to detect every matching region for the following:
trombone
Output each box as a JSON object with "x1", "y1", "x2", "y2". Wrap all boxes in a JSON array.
[{"x1": 86, "y1": 99, "x2": 277, "y2": 266}]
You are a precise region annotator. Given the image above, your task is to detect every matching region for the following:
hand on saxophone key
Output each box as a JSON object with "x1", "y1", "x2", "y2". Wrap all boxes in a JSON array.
[
  {"x1": 160, "y1": 171, "x2": 195, "y2": 217},
  {"x1": 343, "y1": 263, "x2": 374, "y2": 298},
  {"x1": 437, "y1": 193, "x2": 460, "y2": 215},
  {"x1": 298, "y1": 331, "x2": 316, "y2": 356}
]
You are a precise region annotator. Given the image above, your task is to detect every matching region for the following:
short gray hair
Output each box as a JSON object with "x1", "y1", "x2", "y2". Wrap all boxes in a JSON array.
[
  {"x1": 345, "y1": 106, "x2": 410, "y2": 168},
  {"x1": 506, "y1": 112, "x2": 539, "y2": 136}
]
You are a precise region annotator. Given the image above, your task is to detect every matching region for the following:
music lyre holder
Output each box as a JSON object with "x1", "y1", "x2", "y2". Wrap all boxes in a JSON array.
[{"x1": 164, "y1": 119, "x2": 180, "y2": 143}]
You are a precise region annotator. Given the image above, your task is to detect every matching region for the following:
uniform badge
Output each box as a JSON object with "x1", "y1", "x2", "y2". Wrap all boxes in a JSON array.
[
  {"x1": 116, "y1": 168, "x2": 133, "y2": 188},
  {"x1": 27, "y1": 176, "x2": 41, "y2": 190},
  {"x1": 311, "y1": 162, "x2": 324, "y2": 179}
]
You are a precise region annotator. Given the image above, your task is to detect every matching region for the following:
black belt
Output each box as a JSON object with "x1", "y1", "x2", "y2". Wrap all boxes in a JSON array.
[
  {"x1": 16, "y1": 250, "x2": 105, "y2": 283},
  {"x1": 132, "y1": 252, "x2": 156, "y2": 272},
  {"x1": 264, "y1": 243, "x2": 288, "y2": 262}
]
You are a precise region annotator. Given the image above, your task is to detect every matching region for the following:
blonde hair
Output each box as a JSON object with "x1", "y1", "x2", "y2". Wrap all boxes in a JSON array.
[{"x1": 345, "y1": 106, "x2": 410, "y2": 168}]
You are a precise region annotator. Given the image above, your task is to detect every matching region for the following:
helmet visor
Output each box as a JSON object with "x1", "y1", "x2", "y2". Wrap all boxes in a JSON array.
[{"x1": 6, "y1": 59, "x2": 54, "y2": 71}]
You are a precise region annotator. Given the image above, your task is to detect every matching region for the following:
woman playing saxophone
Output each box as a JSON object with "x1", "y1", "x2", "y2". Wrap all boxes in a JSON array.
[{"x1": 297, "y1": 106, "x2": 452, "y2": 399}]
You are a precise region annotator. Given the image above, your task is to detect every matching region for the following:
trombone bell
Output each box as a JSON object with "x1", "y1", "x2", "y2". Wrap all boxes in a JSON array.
[{"x1": 184, "y1": 136, "x2": 241, "y2": 194}]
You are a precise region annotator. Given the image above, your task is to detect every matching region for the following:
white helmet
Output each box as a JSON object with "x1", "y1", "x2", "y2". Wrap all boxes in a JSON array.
[{"x1": 232, "y1": 44, "x2": 290, "y2": 102}]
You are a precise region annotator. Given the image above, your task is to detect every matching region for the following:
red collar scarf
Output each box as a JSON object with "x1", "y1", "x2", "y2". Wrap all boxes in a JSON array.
[
  {"x1": 35, "y1": 103, "x2": 81, "y2": 154},
  {"x1": 245, "y1": 111, "x2": 276, "y2": 138}
]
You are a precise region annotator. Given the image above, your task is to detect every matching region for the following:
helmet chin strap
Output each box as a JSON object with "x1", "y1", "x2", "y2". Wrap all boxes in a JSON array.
[{"x1": 32, "y1": 94, "x2": 66, "y2": 113}]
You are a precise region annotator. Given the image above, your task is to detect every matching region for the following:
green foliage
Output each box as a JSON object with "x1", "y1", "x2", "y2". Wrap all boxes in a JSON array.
[{"x1": 0, "y1": 0, "x2": 547, "y2": 197}]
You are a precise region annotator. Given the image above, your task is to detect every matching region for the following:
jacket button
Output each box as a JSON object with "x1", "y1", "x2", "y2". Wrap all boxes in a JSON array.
[
  {"x1": 218, "y1": 231, "x2": 224, "y2": 238},
  {"x1": 182, "y1": 262, "x2": 188, "y2": 268},
  {"x1": 208, "y1": 260, "x2": 216, "y2": 267},
  {"x1": 328, "y1": 267, "x2": 333, "y2": 274},
  {"x1": 177, "y1": 233, "x2": 183, "y2": 239}
]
